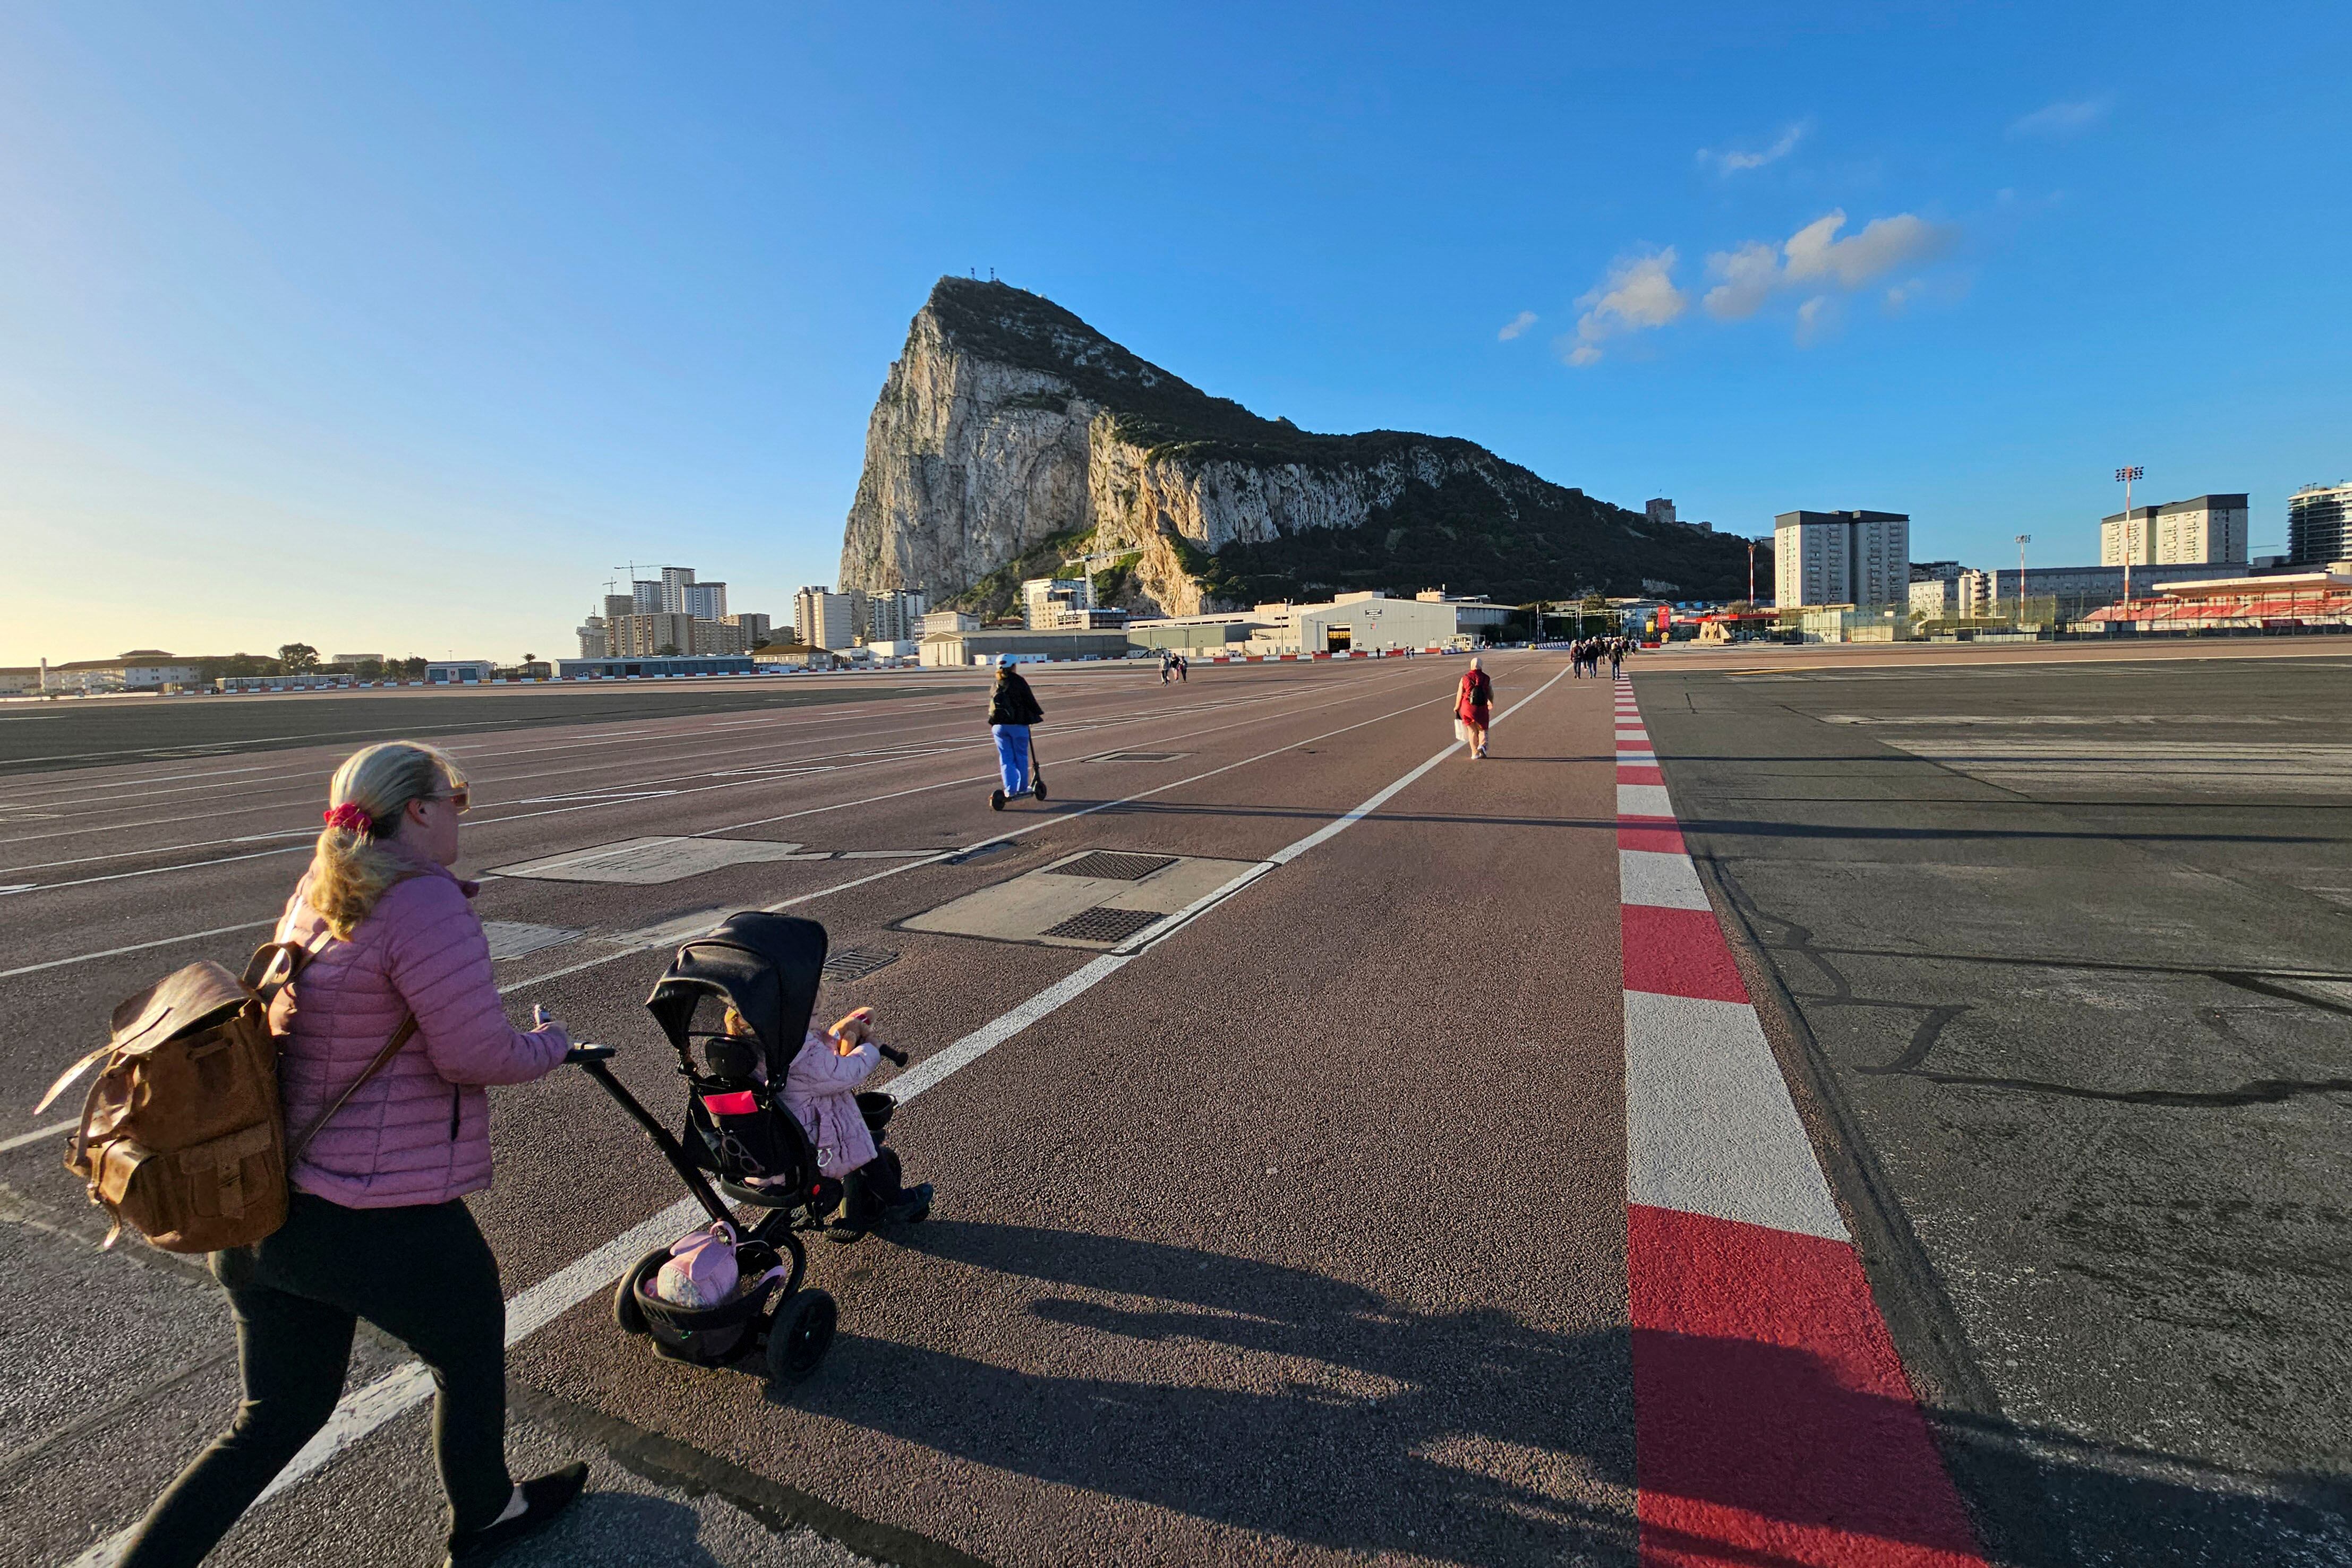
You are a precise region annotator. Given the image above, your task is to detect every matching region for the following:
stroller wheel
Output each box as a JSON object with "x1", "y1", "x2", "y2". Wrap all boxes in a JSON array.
[
  {"x1": 765, "y1": 1289, "x2": 836, "y2": 1384},
  {"x1": 989, "y1": 789, "x2": 1006, "y2": 812},
  {"x1": 613, "y1": 1247, "x2": 666, "y2": 1336}
]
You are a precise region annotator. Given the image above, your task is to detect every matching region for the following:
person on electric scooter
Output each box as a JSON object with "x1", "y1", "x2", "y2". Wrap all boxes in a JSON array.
[{"x1": 986, "y1": 654, "x2": 1044, "y2": 809}]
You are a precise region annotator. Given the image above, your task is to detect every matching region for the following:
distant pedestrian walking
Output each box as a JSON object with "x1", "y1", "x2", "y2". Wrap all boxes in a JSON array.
[
  {"x1": 987, "y1": 654, "x2": 1047, "y2": 810},
  {"x1": 1608, "y1": 639, "x2": 1624, "y2": 678},
  {"x1": 1456, "y1": 657, "x2": 1493, "y2": 759}
]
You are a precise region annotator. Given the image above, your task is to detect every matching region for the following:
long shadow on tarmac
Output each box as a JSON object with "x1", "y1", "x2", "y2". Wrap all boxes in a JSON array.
[
  {"x1": 784, "y1": 1222, "x2": 2352, "y2": 1566},
  {"x1": 1042, "y1": 797, "x2": 2328, "y2": 848}
]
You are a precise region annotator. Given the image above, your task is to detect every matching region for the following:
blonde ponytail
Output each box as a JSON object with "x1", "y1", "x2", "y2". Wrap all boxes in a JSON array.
[{"x1": 306, "y1": 741, "x2": 467, "y2": 937}]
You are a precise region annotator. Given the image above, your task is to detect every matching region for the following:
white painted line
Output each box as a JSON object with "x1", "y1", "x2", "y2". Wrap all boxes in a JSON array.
[
  {"x1": 3, "y1": 843, "x2": 311, "y2": 897},
  {"x1": 10, "y1": 664, "x2": 1419, "y2": 894},
  {"x1": 1273, "y1": 664, "x2": 1571, "y2": 866},
  {"x1": 497, "y1": 681, "x2": 1464, "y2": 995},
  {"x1": 884, "y1": 954, "x2": 1131, "y2": 1104},
  {"x1": 0, "y1": 919, "x2": 281, "y2": 979},
  {"x1": 1111, "y1": 862, "x2": 1276, "y2": 953},
  {"x1": 1618, "y1": 783, "x2": 1674, "y2": 817},
  {"x1": 1623, "y1": 989, "x2": 1848, "y2": 1241},
  {"x1": 1618, "y1": 849, "x2": 1710, "y2": 911},
  {"x1": 0, "y1": 1118, "x2": 75, "y2": 1155}
]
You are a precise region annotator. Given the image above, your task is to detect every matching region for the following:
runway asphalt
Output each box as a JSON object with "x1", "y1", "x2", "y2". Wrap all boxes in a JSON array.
[
  {"x1": 1, "y1": 643, "x2": 2344, "y2": 1567},
  {"x1": 1637, "y1": 644, "x2": 2352, "y2": 1567}
]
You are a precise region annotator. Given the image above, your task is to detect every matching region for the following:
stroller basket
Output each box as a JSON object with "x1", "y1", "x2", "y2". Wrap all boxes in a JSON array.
[{"x1": 628, "y1": 1238, "x2": 793, "y2": 1365}]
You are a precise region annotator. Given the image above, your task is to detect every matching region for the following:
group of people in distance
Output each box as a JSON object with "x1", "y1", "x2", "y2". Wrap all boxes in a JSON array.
[
  {"x1": 1157, "y1": 648, "x2": 1189, "y2": 684},
  {"x1": 1569, "y1": 636, "x2": 1630, "y2": 680}
]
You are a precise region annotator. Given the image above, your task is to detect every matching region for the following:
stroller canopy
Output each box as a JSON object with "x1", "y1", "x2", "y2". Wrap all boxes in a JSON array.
[{"x1": 645, "y1": 912, "x2": 827, "y2": 1065}]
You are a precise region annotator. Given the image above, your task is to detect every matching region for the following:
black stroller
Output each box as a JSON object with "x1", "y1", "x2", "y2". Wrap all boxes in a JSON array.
[{"x1": 566, "y1": 912, "x2": 912, "y2": 1383}]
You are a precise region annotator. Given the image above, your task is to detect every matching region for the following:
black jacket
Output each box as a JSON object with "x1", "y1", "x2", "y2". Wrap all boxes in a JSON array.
[{"x1": 987, "y1": 669, "x2": 1044, "y2": 727}]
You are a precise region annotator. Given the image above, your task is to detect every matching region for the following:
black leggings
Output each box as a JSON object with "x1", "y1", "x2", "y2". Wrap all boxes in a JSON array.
[{"x1": 121, "y1": 1193, "x2": 515, "y2": 1566}]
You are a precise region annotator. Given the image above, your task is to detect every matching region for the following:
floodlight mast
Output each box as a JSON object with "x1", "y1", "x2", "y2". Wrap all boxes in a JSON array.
[
  {"x1": 2115, "y1": 466, "x2": 2144, "y2": 616},
  {"x1": 2015, "y1": 535, "x2": 2031, "y2": 622}
]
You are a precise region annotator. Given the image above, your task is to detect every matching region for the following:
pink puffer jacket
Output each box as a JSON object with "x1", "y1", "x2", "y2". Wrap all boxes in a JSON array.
[
  {"x1": 272, "y1": 854, "x2": 567, "y2": 1207},
  {"x1": 782, "y1": 1030, "x2": 880, "y2": 1177}
]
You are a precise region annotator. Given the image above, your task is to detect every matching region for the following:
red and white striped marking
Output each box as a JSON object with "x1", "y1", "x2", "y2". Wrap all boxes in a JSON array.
[{"x1": 1614, "y1": 673, "x2": 1984, "y2": 1566}]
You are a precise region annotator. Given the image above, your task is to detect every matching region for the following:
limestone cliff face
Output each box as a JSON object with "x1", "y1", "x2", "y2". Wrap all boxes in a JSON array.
[{"x1": 839, "y1": 278, "x2": 1758, "y2": 613}]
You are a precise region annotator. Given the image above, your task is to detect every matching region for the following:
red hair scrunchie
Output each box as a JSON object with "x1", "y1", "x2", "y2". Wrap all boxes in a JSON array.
[{"x1": 322, "y1": 802, "x2": 374, "y2": 835}]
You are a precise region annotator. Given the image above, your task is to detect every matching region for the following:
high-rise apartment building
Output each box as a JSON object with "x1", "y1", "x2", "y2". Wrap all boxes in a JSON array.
[
  {"x1": 862, "y1": 589, "x2": 929, "y2": 642},
  {"x1": 1774, "y1": 510, "x2": 1911, "y2": 609},
  {"x1": 631, "y1": 580, "x2": 664, "y2": 614},
  {"x1": 2288, "y1": 483, "x2": 2352, "y2": 565},
  {"x1": 1022, "y1": 578, "x2": 1094, "y2": 629},
  {"x1": 682, "y1": 581, "x2": 727, "y2": 621},
  {"x1": 724, "y1": 613, "x2": 773, "y2": 647},
  {"x1": 794, "y1": 587, "x2": 860, "y2": 651},
  {"x1": 2100, "y1": 494, "x2": 2248, "y2": 567}
]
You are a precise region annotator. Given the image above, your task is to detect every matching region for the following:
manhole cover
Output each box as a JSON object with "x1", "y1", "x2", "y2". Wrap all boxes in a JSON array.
[
  {"x1": 1045, "y1": 852, "x2": 1177, "y2": 881},
  {"x1": 1040, "y1": 906, "x2": 1165, "y2": 944},
  {"x1": 1091, "y1": 751, "x2": 1184, "y2": 763},
  {"x1": 822, "y1": 946, "x2": 900, "y2": 982}
]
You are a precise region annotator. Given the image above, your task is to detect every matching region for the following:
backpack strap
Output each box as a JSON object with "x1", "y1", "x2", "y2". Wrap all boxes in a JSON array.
[
  {"x1": 287, "y1": 1013, "x2": 418, "y2": 1166},
  {"x1": 241, "y1": 928, "x2": 333, "y2": 1001}
]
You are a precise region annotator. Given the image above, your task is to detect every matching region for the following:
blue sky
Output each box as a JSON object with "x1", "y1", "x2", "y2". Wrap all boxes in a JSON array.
[{"x1": 5, "y1": 2, "x2": 2347, "y2": 663}]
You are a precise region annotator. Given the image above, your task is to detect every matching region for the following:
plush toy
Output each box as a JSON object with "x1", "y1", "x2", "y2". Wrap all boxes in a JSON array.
[{"x1": 652, "y1": 1224, "x2": 740, "y2": 1308}]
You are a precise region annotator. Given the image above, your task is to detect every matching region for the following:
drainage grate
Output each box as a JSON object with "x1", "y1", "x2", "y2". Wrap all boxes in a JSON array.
[
  {"x1": 1046, "y1": 851, "x2": 1178, "y2": 881},
  {"x1": 822, "y1": 946, "x2": 900, "y2": 983},
  {"x1": 1040, "y1": 906, "x2": 1166, "y2": 944},
  {"x1": 1091, "y1": 751, "x2": 1184, "y2": 764}
]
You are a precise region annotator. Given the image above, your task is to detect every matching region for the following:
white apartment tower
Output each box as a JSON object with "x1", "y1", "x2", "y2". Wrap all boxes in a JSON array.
[
  {"x1": 793, "y1": 587, "x2": 859, "y2": 652},
  {"x1": 1774, "y1": 510, "x2": 1912, "y2": 609},
  {"x1": 2100, "y1": 494, "x2": 2248, "y2": 567}
]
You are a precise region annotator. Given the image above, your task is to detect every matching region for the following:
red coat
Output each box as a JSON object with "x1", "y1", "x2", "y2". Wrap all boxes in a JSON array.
[{"x1": 1456, "y1": 669, "x2": 1493, "y2": 723}]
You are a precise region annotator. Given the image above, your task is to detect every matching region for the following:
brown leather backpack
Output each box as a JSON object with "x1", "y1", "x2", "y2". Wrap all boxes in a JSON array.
[{"x1": 35, "y1": 935, "x2": 414, "y2": 1253}]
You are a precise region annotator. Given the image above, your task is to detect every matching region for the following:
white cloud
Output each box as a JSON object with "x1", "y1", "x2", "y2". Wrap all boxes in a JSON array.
[
  {"x1": 1701, "y1": 241, "x2": 1781, "y2": 321},
  {"x1": 1782, "y1": 209, "x2": 1951, "y2": 288},
  {"x1": 1497, "y1": 310, "x2": 1538, "y2": 341},
  {"x1": 1794, "y1": 295, "x2": 1837, "y2": 347},
  {"x1": 2009, "y1": 96, "x2": 2111, "y2": 138},
  {"x1": 1562, "y1": 250, "x2": 1687, "y2": 366},
  {"x1": 1699, "y1": 121, "x2": 1807, "y2": 175},
  {"x1": 1700, "y1": 209, "x2": 1953, "y2": 330}
]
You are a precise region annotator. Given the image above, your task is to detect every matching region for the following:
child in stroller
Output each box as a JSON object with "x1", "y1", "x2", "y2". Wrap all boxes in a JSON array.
[
  {"x1": 734, "y1": 1002, "x2": 934, "y2": 1241},
  {"x1": 574, "y1": 912, "x2": 936, "y2": 1382}
]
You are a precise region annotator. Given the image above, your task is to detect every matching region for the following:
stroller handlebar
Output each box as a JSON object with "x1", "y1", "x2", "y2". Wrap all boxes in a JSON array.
[{"x1": 565, "y1": 1043, "x2": 618, "y2": 1065}]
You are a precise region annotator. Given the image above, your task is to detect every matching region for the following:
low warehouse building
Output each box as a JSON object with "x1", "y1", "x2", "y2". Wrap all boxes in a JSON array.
[{"x1": 918, "y1": 628, "x2": 1134, "y2": 666}]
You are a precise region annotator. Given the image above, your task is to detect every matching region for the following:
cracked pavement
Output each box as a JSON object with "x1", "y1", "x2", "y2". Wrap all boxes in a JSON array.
[{"x1": 1638, "y1": 647, "x2": 2352, "y2": 1568}]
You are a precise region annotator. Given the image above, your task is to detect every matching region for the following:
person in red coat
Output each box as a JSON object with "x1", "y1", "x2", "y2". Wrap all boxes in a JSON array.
[{"x1": 1456, "y1": 657, "x2": 1494, "y2": 759}]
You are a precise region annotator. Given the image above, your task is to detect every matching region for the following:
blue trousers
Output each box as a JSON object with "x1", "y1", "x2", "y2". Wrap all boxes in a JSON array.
[{"x1": 991, "y1": 724, "x2": 1032, "y2": 794}]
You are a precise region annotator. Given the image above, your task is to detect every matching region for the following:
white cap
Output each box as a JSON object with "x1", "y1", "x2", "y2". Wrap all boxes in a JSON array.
[{"x1": 996, "y1": 653, "x2": 1016, "y2": 667}]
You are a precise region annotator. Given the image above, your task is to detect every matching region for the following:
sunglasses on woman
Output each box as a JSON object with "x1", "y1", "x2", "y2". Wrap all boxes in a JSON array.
[{"x1": 431, "y1": 789, "x2": 471, "y2": 815}]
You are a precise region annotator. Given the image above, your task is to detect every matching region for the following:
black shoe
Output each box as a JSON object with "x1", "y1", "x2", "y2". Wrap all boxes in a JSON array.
[{"x1": 446, "y1": 1464, "x2": 588, "y2": 1564}]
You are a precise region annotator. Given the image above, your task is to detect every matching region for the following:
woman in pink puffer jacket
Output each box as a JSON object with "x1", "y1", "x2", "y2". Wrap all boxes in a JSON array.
[{"x1": 122, "y1": 742, "x2": 588, "y2": 1568}]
